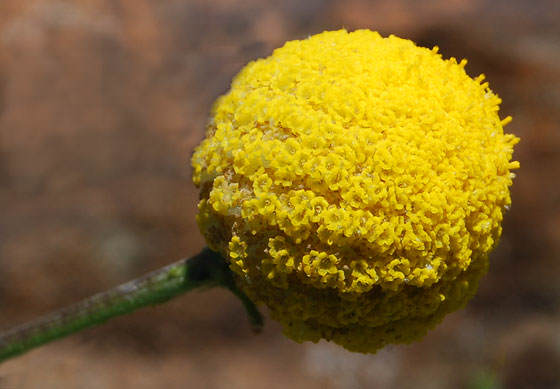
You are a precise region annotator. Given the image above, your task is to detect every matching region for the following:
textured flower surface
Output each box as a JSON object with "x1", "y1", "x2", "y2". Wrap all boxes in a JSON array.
[{"x1": 191, "y1": 29, "x2": 519, "y2": 352}]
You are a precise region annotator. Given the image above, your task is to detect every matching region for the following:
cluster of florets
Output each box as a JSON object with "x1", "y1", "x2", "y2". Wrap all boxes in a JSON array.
[{"x1": 191, "y1": 29, "x2": 519, "y2": 352}]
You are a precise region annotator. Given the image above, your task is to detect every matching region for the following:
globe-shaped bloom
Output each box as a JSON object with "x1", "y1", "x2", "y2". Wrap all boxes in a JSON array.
[{"x1": 191, "y1": 29, "x2": 519, "y2": 352}]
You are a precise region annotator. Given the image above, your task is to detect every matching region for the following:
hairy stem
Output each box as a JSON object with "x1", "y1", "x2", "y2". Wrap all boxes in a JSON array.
[{"x1": 0, "y1": 248, "x2": 262, "y2": 363}]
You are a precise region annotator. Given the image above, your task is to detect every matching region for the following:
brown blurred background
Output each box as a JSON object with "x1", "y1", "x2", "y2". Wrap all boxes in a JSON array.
[{"x1": 0, "y1": 1, "x2": 559, "y2": 388}]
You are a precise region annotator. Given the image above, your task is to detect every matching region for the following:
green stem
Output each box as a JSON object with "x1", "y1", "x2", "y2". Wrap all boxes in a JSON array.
[{"x1": 0, "y1": 248, "x2": 262, "y2": 363}]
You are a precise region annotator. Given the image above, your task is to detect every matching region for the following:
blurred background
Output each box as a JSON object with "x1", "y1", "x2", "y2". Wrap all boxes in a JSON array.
[{"x1": 0, "y1": 0, "x2": 559, "y2": 388}]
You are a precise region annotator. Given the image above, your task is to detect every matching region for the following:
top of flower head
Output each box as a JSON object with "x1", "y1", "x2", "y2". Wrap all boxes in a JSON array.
[{"x1": 192, "y1": 29, "x2": 519, "y2": 294}]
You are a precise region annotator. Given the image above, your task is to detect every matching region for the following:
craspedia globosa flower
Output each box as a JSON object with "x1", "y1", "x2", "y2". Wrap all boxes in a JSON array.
[{"x1": 191, "y1": 29, "x2": 519, "y2": 353}]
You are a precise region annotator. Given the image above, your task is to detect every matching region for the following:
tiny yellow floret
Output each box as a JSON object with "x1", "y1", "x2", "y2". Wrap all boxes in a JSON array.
[{"x1": 191, "y1": 29, "x2": 519, "y2": 352}]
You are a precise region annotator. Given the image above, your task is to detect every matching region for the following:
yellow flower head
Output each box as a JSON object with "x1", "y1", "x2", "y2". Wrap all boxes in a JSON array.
[{"x1": 191, "y1": 29, "x2": 519, "y2": 352}]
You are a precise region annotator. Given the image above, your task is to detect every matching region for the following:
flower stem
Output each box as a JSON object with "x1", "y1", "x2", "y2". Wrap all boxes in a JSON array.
[{"x1": 0, "y1": 248, "x2": 262, "y2": 363}]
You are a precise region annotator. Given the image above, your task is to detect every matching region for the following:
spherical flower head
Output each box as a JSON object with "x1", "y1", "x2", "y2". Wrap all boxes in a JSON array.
[{"x1": 191, "y1": 29, "x2": 519, "y2": 353}]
